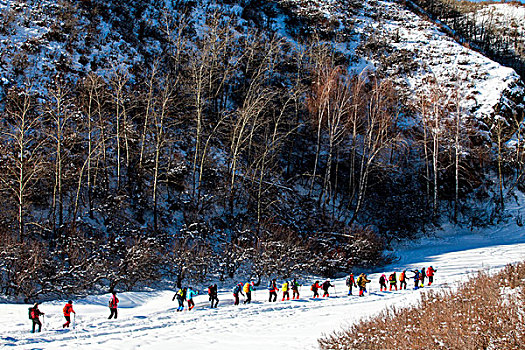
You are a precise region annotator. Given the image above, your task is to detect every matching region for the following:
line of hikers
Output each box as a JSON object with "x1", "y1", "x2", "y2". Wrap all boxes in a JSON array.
[
  {"x1": 27, "y1": 267, "x2": 437, "y2": 331},
  {"x1": 171, "y1": 267, "x2": 437, "y2": 312}
]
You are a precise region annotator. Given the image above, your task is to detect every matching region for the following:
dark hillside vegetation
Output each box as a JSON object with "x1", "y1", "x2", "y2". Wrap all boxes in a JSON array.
[{"x1": 0, "y1": 0, "x2": 524, "y2": 300}]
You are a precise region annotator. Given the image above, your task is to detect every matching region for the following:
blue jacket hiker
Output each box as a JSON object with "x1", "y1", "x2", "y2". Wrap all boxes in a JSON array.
[{"x1": 186, "y1": 287, "x2": 198, "y2": 310}]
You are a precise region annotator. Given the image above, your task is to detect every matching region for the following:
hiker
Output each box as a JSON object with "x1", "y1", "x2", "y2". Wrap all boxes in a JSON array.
[
  {"x1": 282, "y1": 280, "x2": 290, "y2": 301},
  {"x1": 399, "y1": 270, "x2": 407, "y2": 290},
  {"x1": 426, "y1": 266, "x2": 436, "y2": 286},
  {"x1": 108, "y1": 291, "x2": 119, "y2": 319},
  {"x1": 29, "y1": 303, "x2": 44, "y2": 333},
  {"x1": 186, "y1": 287, "x2": 198, "y2": 310},
  {"x1": 346, "y1": 273, "x2": 357, "y2": 295},
  {"x1": 208, "y1": 284, "x2": 219, "y2": 308},
  {"x1": 420, "y1": 267, "x2": 427, "y2": 287},
  {"x1": 291, "y1": 278, "x2": 301, "y2": 299},
  {"x1": 243, "y1": 282, "x2": 254, "y2": 304},
  {"x1": 321, "y1": 279, "x2": 333, "y2": 297},
  {"x1": 311, "y1": 281, "x2": 321, "y2": 298},
  {"x1": 412, "y1": 269, "x2": 420, "y2": 289},
  {"x1": 379, "y1": 274, "x2": 388, "y2": 291},
  {"x1": 62, "y1": 300, "x2": 76, "y2": 328},
  {"x1": 357, "y1": 273, "x2": 371, "y2": 297},
  {"x1": 268, "y1": 279, "x2": 279, "y2": 302},
  {"x1": 389, "y1": 272, "x2": 398, "y2": 291},
  {"x1": 173, "y1": 287, "x2": 186, "y2": 311},
  {"x1": 232, "y1": 282, "x2": 244, "y2": 305}
]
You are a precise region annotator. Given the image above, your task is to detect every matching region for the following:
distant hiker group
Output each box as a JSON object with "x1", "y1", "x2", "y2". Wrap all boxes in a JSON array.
[
  {"x1": 167, "y1": 267, "x2": 438, "y2": 313},
  {"x1": 377, "y1": 266, "x2": 436, "y2": 293}
]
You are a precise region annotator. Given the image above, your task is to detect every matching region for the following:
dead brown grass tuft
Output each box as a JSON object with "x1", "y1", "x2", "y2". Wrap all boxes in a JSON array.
[{"x1": 319, "y1": 262, "x2": 525, "y2": 350}]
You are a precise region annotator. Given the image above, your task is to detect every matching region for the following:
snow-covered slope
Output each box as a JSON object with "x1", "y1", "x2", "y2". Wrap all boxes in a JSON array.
[
  {"x1": 353, "y1": 0, "x2": 524, "y2": 127},
  {"x1": 2, "y1": 224, "x2": 524, "y2": 349},
  {"x1": 1, "y1": 0, "x2": 522, "y2": 120}
]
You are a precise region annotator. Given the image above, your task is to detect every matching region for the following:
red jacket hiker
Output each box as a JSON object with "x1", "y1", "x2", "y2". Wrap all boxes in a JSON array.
[
  {"x1": 108, "y1": 292, "x2": 119, "y2": 319},
  {"x1": 426, "y1": 266, "x2": 436, "y2": 286},
  {"x1": 29, "y1": 303, "x2": 44, "y2": 333},
  {"x1": 63, "y1": 301, "x2": 76, "y2": 328},
  {"x1": 311, "y1": 281, "x2": 321, "y2": 298}
]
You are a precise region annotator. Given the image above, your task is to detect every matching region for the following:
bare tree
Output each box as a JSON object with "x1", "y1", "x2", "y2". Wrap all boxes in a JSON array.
[
  {"x1": 416, "y1": 78, "x2": 449, "y2": 218},
  {"x1": 306, "y1": 41, "x2": 337, "y2": 196},
  {"x1": 0, "y1": 86, "x2": 46, "y2": 242},
  {"x1": 307, "y1": 65, "x2": 351, "y2": 207},
  {"x1": 188, "y1": 11, "x2": 238, "y2": 201},
  {"x1": 350, "y1": 77, "x2": 398, "y2": 224},
  {"x1": 108, "y1": 66, "x2": 131, "y2": 190},
  {"x1": 45, "y1": 77, "x2": 75, "y2": 231},
  {"x1": 226, "y1": 36, "x2": 282, "y2": 215}
]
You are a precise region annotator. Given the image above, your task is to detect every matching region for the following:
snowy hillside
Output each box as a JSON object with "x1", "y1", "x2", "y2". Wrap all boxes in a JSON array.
[
  {"x1": 2, "y1": 224, "x2": 525, "y2": 349},
  {"x1": 355, "y1": 0, "x2": 524, "y2": 126}
]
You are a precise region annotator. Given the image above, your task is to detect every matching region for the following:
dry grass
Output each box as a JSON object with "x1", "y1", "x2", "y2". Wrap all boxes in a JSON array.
[{"x1": 319, "y1": 262, "x2": 525, "y2": 350}]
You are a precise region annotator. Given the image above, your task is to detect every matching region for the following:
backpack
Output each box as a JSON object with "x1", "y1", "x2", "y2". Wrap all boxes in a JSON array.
[
  {"x1": 379, "y1": 276, "x2": 385, "y2": 284},
  {"x1": 28, "y1": 307, "x2": 34, "y2": 320},
  {"x1": 357, "y1": 276, "x2": 362, "y2": 285},
  {"x1": 388, "y1": 274, "x2": 394, "y2": 281},
  {"x1": 310, "y1": 283, "x2": 316, "y2": 291},
  {"x1": 232, "y1": 285, "x2": 240, "y2": 294},
  {"x1": 109, "y1": 296, "x2": 118, "y2": 308}
]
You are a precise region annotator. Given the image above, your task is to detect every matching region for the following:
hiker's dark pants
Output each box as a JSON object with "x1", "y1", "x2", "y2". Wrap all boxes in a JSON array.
[
  {"x1": 32, "y1": 318, "x2": 42, "y2": 333},
  {"x1": 108, "y1": 308, "x2": 118, "y2": 319},
  {"x1": 210, "y1": 296, "x2": 219, "y2": 308},
  {"x1": 269, "y1": 291, "x2": 277, "y2": 302}
]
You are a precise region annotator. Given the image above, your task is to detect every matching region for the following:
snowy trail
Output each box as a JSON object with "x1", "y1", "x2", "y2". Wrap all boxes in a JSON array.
[{"x1": 2, "y1": 229, "x2": 525, "y2": 349}]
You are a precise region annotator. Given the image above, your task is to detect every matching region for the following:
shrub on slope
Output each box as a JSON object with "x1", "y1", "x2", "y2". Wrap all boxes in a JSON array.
[{"x1": 319, "y1": 262, "x2": 525, "y2": 350}]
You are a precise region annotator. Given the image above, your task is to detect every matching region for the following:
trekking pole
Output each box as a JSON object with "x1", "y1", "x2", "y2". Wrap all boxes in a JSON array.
[
  {"x1": 42, "y1": 315, "x2": 45, "y2": 331},
  {"x1": 73, "y1": 313, "x2": 76, "y2": 329},
  {"x1": 333, "y1": 285, "x2": 337, "y2": 296}
]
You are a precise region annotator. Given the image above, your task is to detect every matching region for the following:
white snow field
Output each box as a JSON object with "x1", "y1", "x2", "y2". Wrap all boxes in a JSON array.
[{"x1": 2, "y1": 223, "x2": 525, "y2": 350}]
